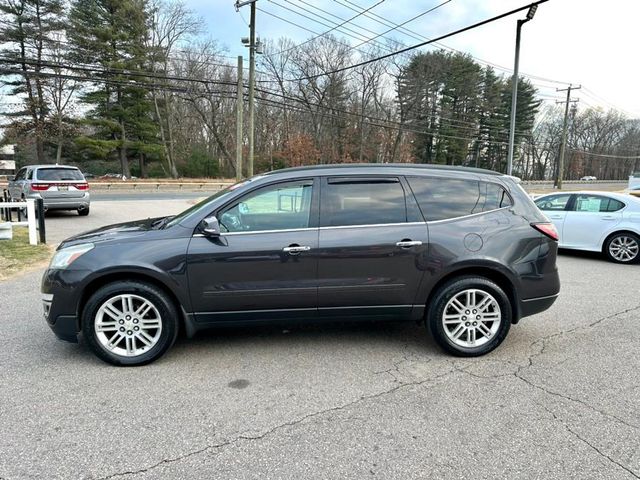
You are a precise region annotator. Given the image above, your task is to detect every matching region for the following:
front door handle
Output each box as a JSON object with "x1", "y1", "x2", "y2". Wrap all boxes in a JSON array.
[
  {"x1": 283, "y1": 245, "x2": 311, "y2": 255},
  {"x1": 549, "y1": 215, "x2": 563, "y2": 219},
  {"x1": 396, "y1": 240, "x2": 423, "y2": 248},
  {"x1": 601, "y1": 216, "x2": 616, "y2": 221}
]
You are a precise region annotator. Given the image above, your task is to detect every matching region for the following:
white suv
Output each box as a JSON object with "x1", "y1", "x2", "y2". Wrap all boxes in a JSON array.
[{"x1": 8, "y1": 165, "x2": 90, "y2": 215}]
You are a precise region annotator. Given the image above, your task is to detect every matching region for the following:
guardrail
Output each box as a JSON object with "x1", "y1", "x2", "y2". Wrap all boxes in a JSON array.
[
  {"x1": 88, "y1": 181, "x2": 233, "y2": 191},
  {"x1": 0, "y1": 194, "x2": 46, "y2": 245},
  {"x1": 520, "y1": 180, "x2": 627, "y2": 184}
]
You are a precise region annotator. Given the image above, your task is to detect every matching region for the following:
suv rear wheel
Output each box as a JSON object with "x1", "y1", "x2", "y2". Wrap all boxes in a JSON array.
[
  {"x1": 428, "y1": 276, "x2": 511, "y2": 356},
  {"x1": 82, "y1": 281, "x2": 179, "y2": 366}
]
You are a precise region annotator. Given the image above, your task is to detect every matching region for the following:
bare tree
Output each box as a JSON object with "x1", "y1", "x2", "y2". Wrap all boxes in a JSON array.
[{"x1": 148, "y1": 0, "x2": 202, "y2": 177}]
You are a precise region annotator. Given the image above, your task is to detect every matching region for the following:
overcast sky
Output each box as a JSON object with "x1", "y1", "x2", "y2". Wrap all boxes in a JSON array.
[{"x1": 191, "y1": 0, "x2": 640, "y2": 118}]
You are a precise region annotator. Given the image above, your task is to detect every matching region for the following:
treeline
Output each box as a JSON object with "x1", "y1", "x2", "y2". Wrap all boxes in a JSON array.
[{"x1": 1, "y1": 0, "x2": 639, "y2": 179}]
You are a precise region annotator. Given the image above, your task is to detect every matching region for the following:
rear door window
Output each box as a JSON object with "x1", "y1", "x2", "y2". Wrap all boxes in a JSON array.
[
  {"x1": 36, "y1": 168, "x2": 84, "y2": 181},
  {"x1": 573, "y1": 195, "x2": 625, "y2": 213},
  {"x1": 320, "y1": 177, "x2": 407, "y2": 227}
]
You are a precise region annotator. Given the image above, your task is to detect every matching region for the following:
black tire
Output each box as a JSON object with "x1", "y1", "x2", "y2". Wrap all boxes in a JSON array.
[
  {"x1": 603, "y1": 232, "x2": 640, "y2": 264},
  {"x1": 78, "y1": 207, "x2": 90, "y2": 216},
  {"x1": 82, "y1": 281, "x2": 179, "y2": 366},
  {"x1": 427, "y1": 276, "x2": 512, "y2": 357}
]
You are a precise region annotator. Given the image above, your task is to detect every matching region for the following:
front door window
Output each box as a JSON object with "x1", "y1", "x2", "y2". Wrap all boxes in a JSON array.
[{"x1": 219, "y1": 181, "x2": 313, "y2": 233}]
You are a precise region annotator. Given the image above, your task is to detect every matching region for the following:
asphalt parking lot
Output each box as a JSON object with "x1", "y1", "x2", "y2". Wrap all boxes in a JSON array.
[{"x1": 1, "y1": 198, "x2": 639, "y2": 479}]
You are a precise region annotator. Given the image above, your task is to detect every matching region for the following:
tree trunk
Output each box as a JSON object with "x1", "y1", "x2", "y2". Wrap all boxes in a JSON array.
[
  {"x1": 139, "y1": 152, "x2": 147, "y2": 178},
  {"x1": 119, "y1": 122, "x2": 130, "y2": 177}
]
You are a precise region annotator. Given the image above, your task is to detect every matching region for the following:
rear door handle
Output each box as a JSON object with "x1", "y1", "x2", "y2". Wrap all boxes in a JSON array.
[
  {"x1": 283, "y1": 245, "x2": 311, "y2": 255},
  {"x1": 396, "y1": 240, "x2": 423, "y2": 248},
  {"x1": 601, "y1": 216, "x2": 616, "y2": 221},
  {"x1": 549, "y1": 215, "x2": 563, "y2": 219}
]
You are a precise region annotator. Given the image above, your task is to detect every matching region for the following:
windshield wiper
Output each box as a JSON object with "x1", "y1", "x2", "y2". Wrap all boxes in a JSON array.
[{"x1": 151, "y1": 216, "x2": 175, "y2": 229}]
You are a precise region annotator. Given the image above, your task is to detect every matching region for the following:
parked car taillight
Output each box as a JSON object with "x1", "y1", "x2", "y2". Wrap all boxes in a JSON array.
[
  {"x1": 31, "y1": 183, "x2": 50, "y2": 191},
  {"x1": 531, "y1": 222, "x2": 559, "y2": 241},
  {"x1": 75, "y1": 183, "x2": 89, "y2": 190}
]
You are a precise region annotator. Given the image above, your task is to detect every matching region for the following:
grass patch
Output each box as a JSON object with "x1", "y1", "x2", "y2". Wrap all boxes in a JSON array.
[{"x1": 0, "y1": 226, "x2": 52, "y2": 281}]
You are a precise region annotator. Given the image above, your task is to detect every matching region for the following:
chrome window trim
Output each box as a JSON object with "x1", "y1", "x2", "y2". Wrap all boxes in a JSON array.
[
  {"x1": 425, "y1": 206, "x2": 511, "y2": 224},
  {"x1": 193, "y1": 227, "x2": 317, "y2": 237},
  {"x1": 318, "y1": 222, "x2": 425, "y2": 231},
  {"x1": 191, "y1": 208, "x2": 508, "y2": 236}
]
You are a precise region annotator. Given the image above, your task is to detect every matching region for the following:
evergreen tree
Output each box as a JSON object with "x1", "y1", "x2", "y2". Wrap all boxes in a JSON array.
[
  {"x1": 0, "y1": 0, "x2": 65, "y2": 163},
  {"x1": 68, "y1": 0, "x2": 158, "y2": 177}
]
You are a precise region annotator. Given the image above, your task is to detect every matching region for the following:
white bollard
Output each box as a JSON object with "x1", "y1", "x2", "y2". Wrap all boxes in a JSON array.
[{"x1": 26, "y1": 199, "x2": 37, "y2": 245}]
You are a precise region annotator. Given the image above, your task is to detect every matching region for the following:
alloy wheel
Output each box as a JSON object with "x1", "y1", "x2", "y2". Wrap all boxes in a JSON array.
[
  {"x1": 94, "y1": 294, "x2": 162, "y2": 357},
  {"x1": 442, "y1": 289, "x2": 501, "y2": 348},
  {"x1": 608, "y1": 236, "x2": 639, "y2": 262}
]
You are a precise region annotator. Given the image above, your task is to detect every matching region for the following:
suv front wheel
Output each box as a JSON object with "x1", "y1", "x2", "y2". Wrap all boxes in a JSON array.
[
  {"x1": 428, "y1": 276, "x2": 512, "y2": 356},
  {"x1": 82, "y1": 281, "x2": 179, "y2": 366}
]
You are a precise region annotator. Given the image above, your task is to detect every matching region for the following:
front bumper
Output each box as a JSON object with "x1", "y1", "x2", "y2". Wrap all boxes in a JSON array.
[{"x1": 41, "y1": 268, "x2": 89, "y2": 343}]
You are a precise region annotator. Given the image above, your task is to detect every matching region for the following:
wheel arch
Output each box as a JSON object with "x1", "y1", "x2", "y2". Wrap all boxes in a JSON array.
[
  {"x1": 600, "y1": 229, "x2": 640, "y2": 253},
  {"x1": 424, "y1": 265, "x2": 519, "y2": 324},
  {"x1": 77, "y1": 270, "x2": 188, "y2": 334}
]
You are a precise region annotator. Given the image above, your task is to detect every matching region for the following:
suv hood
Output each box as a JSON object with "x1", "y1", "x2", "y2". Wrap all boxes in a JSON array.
[{"x1": 58, "y1": 216, "x2": 167, "y2": 249}]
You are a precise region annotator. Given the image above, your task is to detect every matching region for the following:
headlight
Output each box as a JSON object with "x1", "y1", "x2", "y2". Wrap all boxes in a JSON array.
[{"x1": 49, "y1": 243, "x2": 94, "y2": 269}]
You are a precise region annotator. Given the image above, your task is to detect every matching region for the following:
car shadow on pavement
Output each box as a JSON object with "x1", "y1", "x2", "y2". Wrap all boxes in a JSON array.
[
  {"x1": 557, "y1": 248, "x2": 613, "y2": 264},
  {"x1": 172, "y1": 320, "x2": 441, "y2": 357}
]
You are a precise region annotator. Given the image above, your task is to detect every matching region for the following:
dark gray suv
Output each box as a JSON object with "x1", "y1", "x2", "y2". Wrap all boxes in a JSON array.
[{"x1": 42, "y1": 164, "x2": 560, "y2": 366}]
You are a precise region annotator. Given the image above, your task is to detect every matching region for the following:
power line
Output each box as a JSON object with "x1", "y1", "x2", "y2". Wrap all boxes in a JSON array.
[
  {"x1": 1, "y1": 54, "x2": 535, "y2": 137},
  {"x1": 278, "y1": 1, "x2": 550, "y2": 83},
  {"x1": 569, "y1": 149, "x2": 640, "y2": 160},
  {"x1": 269, "y1": 0, "x2": 387, "y2": 56},
  {"x1": 273, "y1": 0, "x2": 394, "y2": 50},
  {"x1": 332, "y1": 0, "x2": 570, "y2": 87},
  {"x1": 350, "y1": 0, "x2": 452, "y2": 51}
]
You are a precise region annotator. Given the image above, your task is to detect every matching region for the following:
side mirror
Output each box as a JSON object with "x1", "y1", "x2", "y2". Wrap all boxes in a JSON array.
[{"x1": 201, "y1": 215, "x2": 221, "y2": 237}]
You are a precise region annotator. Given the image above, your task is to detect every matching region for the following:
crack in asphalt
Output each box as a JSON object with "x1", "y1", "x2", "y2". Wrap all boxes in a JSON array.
[
  {"x1": 455, "y1": 304, "x2": 640, "y2": 431},
  {"x1": 539, "y1": 404, "x2": 640, "y2": 479},
  {"x1": 92, "y1": 304, "x2": 640, "y2": 480},
  {"x1": 97, "y1": 367, "x2": 458, "y2": 479},
  {"x1": 450, "y1": 304, "x2": 640, "y2": 479},
  {"x1": 372, "y1": 342, "x2": 425, "y2": 383},
  {"x1": 513, "y1": 304, "x2": 640, "y2": 432}
]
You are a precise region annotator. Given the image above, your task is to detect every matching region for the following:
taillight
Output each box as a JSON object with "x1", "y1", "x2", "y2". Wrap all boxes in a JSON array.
[
  {"x1": 531, "y1": 222, "x2": 559, "y2": 241},
  {"x1": 31, "y1": 183, "x2": 50, "y2": 191},
  {"x1": 75, "y1": 183, "x2": 89, "y2": 190}
]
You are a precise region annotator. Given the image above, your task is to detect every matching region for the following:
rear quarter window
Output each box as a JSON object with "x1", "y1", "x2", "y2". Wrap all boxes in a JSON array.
[
  {"x1": 36, "y1": 168, "x2": 84, "y2": 181},
  {"x1": 406, "y1": 177, "x2": 512, "y2": 221}
]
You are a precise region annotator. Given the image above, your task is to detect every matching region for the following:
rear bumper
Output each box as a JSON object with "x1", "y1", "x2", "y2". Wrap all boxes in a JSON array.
[
  {"x1": 519, "y1": 293, "x2": 559, "y2": 319},
  {"x1": 27, "y1": 192, "x2": 90, "y2": 210}
]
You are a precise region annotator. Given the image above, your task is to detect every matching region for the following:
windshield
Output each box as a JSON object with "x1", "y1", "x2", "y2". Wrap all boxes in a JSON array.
[{"x1": 164, "y1": 179, "x2": 255, "y2": 228}]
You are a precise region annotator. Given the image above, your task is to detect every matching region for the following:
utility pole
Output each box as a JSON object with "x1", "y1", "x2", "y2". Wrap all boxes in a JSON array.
[
  {"x1": 506, "y1": 4, "x2": 538, "y2": 177},
  {"x1": 236, "y1": 55, "x2": 243, "y2": 181},
  {"x1": 555, "y1": 84, "x2": 580, "y2": 189},
  {"x1": 248, "y1": 1, "x2": 256, "y2": 177},
  {"x1": 236, "y1": 0, "x2": 258, "y2": 177}
]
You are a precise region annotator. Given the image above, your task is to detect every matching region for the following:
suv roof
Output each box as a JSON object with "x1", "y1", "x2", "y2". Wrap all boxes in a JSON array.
[
  {"x1": 26, "y1": 165, "x2": 80, "y2": 170},
  {"x1": 264, "y1": 163, "x2": 504, "y2": 177}
]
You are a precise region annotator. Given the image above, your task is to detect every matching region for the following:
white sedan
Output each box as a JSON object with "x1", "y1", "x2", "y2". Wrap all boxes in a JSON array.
[{"x1": 534, "y1": 191, "x2": 640, "y2": 263}]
